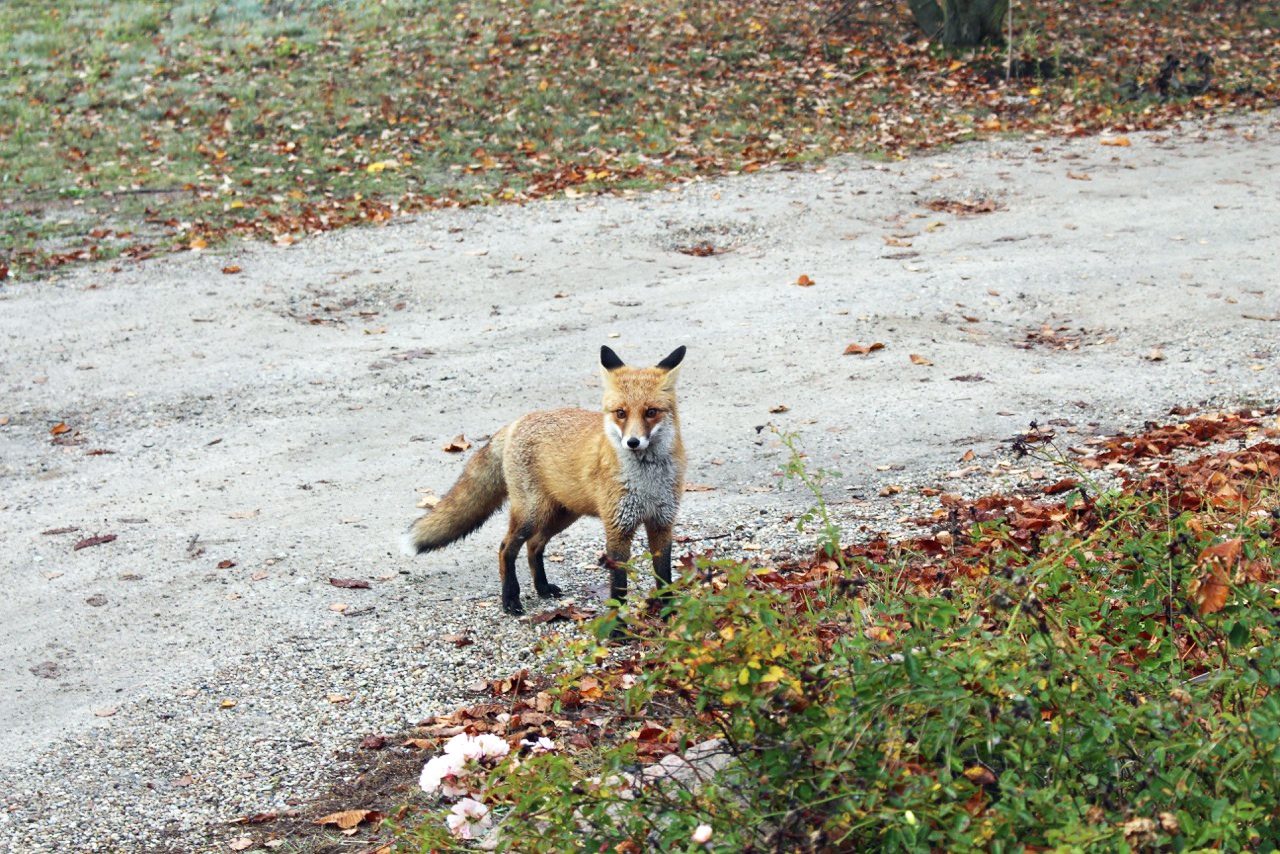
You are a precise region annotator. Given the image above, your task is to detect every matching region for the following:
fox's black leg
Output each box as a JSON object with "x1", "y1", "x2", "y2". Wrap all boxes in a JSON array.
[
  {"x1": 499, "y1": 518, "x2": 533, "y2": 615},
  {"x1": 527, "y1": 509, "x2": 578, "y2": 598},
  {"x1": 645, "y1": 521, "x2": 674, "y2": 588},
  {"x1": 602, "y1": 526, "x2": 635, "y2": 605}
]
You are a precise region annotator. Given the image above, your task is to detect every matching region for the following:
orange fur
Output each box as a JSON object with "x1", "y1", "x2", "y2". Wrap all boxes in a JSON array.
[{"x1": 402, "y1": 346, "x2": 686, "y2": 615}]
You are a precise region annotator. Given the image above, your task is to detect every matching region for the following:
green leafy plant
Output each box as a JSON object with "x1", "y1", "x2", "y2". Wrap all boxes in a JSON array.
[
  {"x1": 774, "y1": 425, "x2": 847, "y2": 568},
  {"x1": 402, "y1": 427, "x2": 1280, "y2": 852}
]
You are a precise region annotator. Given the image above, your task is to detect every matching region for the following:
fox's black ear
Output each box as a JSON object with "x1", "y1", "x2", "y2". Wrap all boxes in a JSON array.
[
  {"x1": 600, "y1": 345, "x2": 625, "y2": 372},
  {"x1": 656, "y1": 345, "x2": 686, "y2": 372}
]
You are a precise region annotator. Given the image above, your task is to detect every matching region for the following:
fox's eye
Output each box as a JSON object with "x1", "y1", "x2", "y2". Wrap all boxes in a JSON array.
[
  {"x1": 645, "y1": 408, "x2": 658, "y2": 419},
  {"x1": 614, "y1": 409, "x2": 626, "y2": 420}
]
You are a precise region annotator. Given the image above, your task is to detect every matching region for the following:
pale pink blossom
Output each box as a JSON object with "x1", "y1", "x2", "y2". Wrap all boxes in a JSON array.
[
  {"x1": 443, "y1": 732, "x2": 510, "y2": 761},
  {"x1": 445, "y1": 797, "x2": 492, "y2": 839},
  {"x1": 472, "y1": 733, "x2": 512, "y2": 759},
  {"x1": 692, "y1": 824, "x2": 713, "y2": 844},
  {"x1": 419, "y1": 751, "x2": 469, "y2": 796}
]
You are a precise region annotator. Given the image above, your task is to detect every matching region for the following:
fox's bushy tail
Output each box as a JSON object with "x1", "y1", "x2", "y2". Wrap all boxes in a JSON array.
[{"x1": 401, "y1": 431, "x2": 507, "y2": 555}]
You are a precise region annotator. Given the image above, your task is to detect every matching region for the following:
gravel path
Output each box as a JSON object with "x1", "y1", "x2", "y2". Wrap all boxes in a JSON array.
[{"x1": 2, "y1": 112, "x2": 1278, "y2": 852}]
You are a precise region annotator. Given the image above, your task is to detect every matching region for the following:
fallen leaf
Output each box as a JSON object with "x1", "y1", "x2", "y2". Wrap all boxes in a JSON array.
[
  {"x1": 221, "y1": 699, "x2": 237, "y2": 708},
  {"x1": 360, "y1": 734, "x2": 387, "y2": 750},
  {"x1": 1100, "y1": 136, "x2": 1131, "y2": 146},
  {"x1": 844, "y1": 342, "x2": 884, "y2": 355},
  {"x1": 327, "y1": 693, "x2": 350, "y2": 704},
  {"x1": 229, "y1": 837, "x2": 254, "y2": 851},
  {"x1": 442, "y1": 435, "x2": 472, "y2": 452},
  {"x1": 226, "y1": 509, "x2": 260, "y2": 519},
  {"x1": 441, "y1": 633, "x2": 474, "y2": 647},
  {"x1": 683, "y1": 483, "x2": 715, "y2": 492},
  {"x1": 795, "y1": 274, "x2": 815, "y2": 286},
  {"x1": 50, "y1": 421, "x2": 71, "y2": 435},
  {"x1": 42, "y1": 526, "x2": 79, "y2": 535},
  {"x1": 217, "y1": 559, "x2": 236, "y2": 569},
  {"x1": 94, "y1": 706, "x2": 118, "y2": 717},
  {"x1": 173, "y1": 774, "x2": 196, "y2": 787},
  {"x1": 1144, "y1": 347, "x2": 1166, "y2": 362},
  {"x1": 74, "y1": 534, "x2": 117, "y2": 551},
  {"x1": 1067, "y1": 172, "x2": 1091, "y2": 181},
  {"x1": 328, "y1": 603, "x2": 348, "y2": 612},
  {"x1": 909, "y1": 353, "x2": 933, "y2": 366},
  {"x1": 1193, "y1": 572, "x2": 1229, "y2": 615},
  {"x1": 222, "y1": 265, "x2": 242, "y2": 274},
  {"x1": 769, "y1": 404, "x2": 790, "y2": 413},
  {"x1": 960, "y1": 449, "x2": 976, "y2": 462},
  {"x1": 314, "y1": 809, "x2": 381, "y2": 830},
  {"x1": 329, "y1": 578, "x2": 372, "y2": 589},
  {"x1": 963, "y1": 765, "x2": 998, "y2": 785},
  {"x1": 1043, "y1": 478, "x2": 1079, "y2": 495},
  {"x1": 949, "y1": 374, "x2": 986, "y2": 382}
]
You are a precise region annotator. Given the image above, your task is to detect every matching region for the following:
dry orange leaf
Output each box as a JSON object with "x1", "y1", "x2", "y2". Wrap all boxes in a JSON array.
[
  {"x1": 1194, "y1": 573, "x2": 1229, "y2": 615},
  {"x1": 1100, "y1": 137, "x2": 1131, "y2": 146},
  {"x1": 442, "y1": 435, "x2": 472, "y2": 453},
  {"x1": 909, "y1": 353, "x2": 933, "y2": 365},
  {"x1": 1197, "y1": 537, "x2": 1242, "y2": 568},
  {"x1": 1193, "y1": 537, "x2": 1242, "y2": 614},
  {"x1": 50, "y1": 421, "x2": 71, "y2": 435},
  {"x1": 222, "y1": 265, "x2": 242, "y2": 274},
  {"x1": 795, "y1": 274, "x2": 815, "y2": 286},
  {"x1": 314, "y1": 809, "x2": 380, "y2": 830},
  {"x1": 844, "y1": 342, "x2": 884, "y2": 355}
]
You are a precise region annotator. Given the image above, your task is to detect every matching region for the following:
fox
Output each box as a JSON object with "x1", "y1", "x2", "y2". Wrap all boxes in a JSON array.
[{"x1": 401, "y1": 345, "x2": 687, "y2": 616}]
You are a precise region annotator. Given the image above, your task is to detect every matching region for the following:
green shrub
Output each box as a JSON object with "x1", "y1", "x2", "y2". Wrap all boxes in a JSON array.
[{"x1": 405, "y1": 437, "x2": 1280, "y2": 852}]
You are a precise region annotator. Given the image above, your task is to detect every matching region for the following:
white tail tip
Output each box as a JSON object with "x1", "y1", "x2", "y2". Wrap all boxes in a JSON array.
[{"x1": 399, "y1": 530, "x2": 419, "y2": 557}]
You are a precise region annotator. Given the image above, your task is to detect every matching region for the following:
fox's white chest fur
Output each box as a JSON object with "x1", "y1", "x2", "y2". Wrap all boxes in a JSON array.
[{"x1": 608, "y1": 419, "x2": 680, "y2": 533}]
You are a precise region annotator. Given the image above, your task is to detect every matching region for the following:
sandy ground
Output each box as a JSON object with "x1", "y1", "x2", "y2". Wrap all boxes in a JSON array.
[{"x1": 1, "y1": 111, "x2": 1277, "y2": 843}]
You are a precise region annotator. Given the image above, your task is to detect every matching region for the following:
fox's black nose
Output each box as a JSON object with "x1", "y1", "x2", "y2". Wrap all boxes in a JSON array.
[{"x1": 626, "y1": 437, "x2": 640, "y2": 449}]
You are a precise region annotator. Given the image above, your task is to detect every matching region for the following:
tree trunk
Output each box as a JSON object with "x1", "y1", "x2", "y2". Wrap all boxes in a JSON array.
[{"x1": 907, "y1": 0, "x2": 1009, "y2": 46}]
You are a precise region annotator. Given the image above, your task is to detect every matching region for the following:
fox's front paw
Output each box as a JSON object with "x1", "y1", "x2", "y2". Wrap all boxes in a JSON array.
[
  {"x1": 502, "y1": 596, "x2": 525, "y2": 616},
  {"x1": 535, "y1": 582, "x2": 563, "y2": 599}
]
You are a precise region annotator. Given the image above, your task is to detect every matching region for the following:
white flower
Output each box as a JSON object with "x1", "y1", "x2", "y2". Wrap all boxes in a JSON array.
[
  {"x1": 520, "y1": 736, "x2": 557, "y2": 754},
  {"x1": 446, "y1": 797, "x2": 492, "y2": 839},
  {"x1": 443, "y1": 732, "x2": 481, "y2": 759},
  {"x1": 693, "y1": 824, "x2": 713, "y2": 844},
  {"x1": 419, "y1": 751, "x2": 467, "y2": 795},
  {"x1": 620, "y1": 674, "x2": 637, "y2": 689},
  {"x1": 473, "y1": 733, "x2": 511, "y2": 759}
]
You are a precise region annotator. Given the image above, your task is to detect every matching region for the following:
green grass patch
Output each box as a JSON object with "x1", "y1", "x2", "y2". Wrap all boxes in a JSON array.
[{"x1": 2, "y1": 0, "x2": 1277, "y2": 277}]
